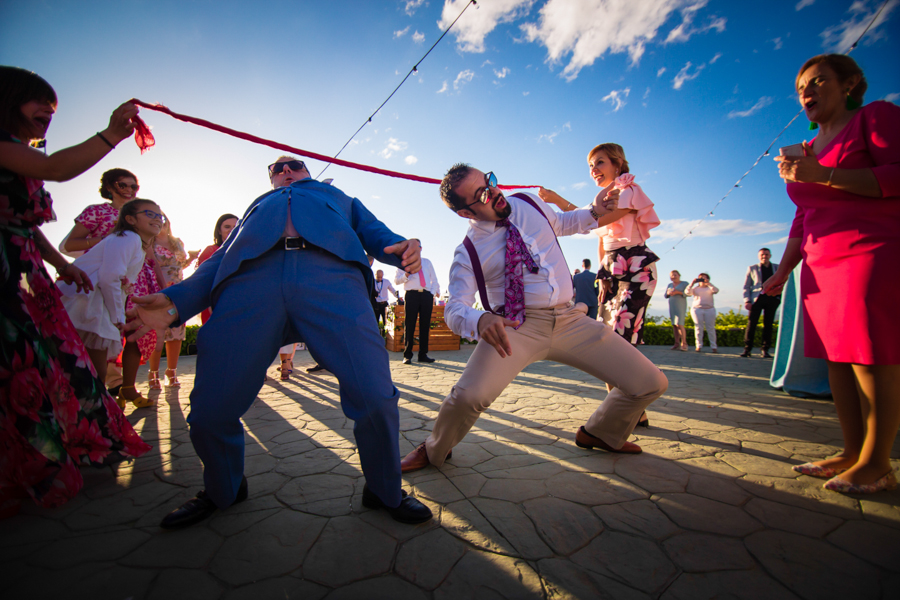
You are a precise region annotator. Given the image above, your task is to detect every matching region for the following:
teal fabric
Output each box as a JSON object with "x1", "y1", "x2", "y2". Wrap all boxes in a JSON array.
[{"x1": 770, "y1": 263, "x2": 831, "y2": 398}]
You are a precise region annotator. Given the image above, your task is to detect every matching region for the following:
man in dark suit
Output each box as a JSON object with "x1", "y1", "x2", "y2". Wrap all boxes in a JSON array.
[
  {"x1": 741, "y1": 248, "x2": 781, "y2": 358},
  {"x1": 126, "y1": 156, "x2": 432, "y2": 528},
  {"x1": 573, "y1": 259, "x2": 599, "y2": 320}
]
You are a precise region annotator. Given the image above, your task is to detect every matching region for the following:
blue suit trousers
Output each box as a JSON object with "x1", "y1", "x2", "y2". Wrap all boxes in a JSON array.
[{"x1": 189, "y1": 246, "x2": 402, "y2": 509}]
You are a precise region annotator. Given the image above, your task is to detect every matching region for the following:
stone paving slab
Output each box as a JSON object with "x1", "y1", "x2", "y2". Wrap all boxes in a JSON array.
[{"x1": 2, "y1": 346, "x2": 899, "y2": 599}]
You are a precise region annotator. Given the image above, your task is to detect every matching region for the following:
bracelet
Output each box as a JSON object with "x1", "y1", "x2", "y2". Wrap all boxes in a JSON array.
[
  {"x1": 589, "y1": 206, "x2": 600, "y2": 220},
  {"x1": 96, "y1": 132, "x2": 116, "y2": 149},
  {"x1": 55, "y1": 263, "x2": 71, "y2": 277},
  {"x1": 826, "y1": 167, "x2": 836, "y2": 187}
]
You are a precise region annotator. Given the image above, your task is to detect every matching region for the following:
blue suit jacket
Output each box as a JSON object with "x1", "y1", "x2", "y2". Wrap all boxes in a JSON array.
[
  {"x1": 573, "y1": 269, "x2": 599, "y2": 307},
  {"x1": 166, "y1": 179, "x2": 406, "y2": 322}
]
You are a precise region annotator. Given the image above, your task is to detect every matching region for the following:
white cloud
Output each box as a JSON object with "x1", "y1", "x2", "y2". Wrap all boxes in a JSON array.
[
  {"x1": 405, "y1": 0, "x2": 425, "y2": 16},
  {"x1": 672, "y1": 62, "x2": 704, "y2": 89},
  {"x1": 657, "y1": 67, "x2": 667, "y2": 77},
  {"x1": 665, "y1": 1, "x2": 727, "y2": 44},
  {"x1": 440, "y1": 0, "x2": 536, "y2": 53},
  {"x1": 820, "y1": 0, "x2": 898, "y2": 53},
  {"x1": 378, "y1": 138, "x2": 408, "y2": 159},
  {"x1": 709, "y1": 52, "x2": 722, "y2": 64},
  {"x1": 404, "y1": 155, "x2": 418, "y2": 165},
  {"x1": 413, "y1": 31, "x2": 425, "y2": 43},
  {"x1": 602, "y1": 87, "x2": 631, "y2": 112},
  {"x1": 652, "y1": 218, "x2": 788, "y2": 241},
  {"x1": 572, "y1": 182, "x2": 588, "y2": 190},
  {"x1": 796, "y1": 0, "x2": 816, "y2": 10},
  {"x1": 771, "y1": 37, "x2": 783, "y2": 50},
  {"x1": 393, "y1": 26, "x2": 410, "y2": 39},
  {"x1": 885, "y1": 92, "x2": 900, "y2": 103},
  {"x1": 437, "y1": 80, "x2": 449, "y2": 94},
  {"x1": 453, "y1": 69, "x2": 475, "y2": 90},
  {"x1": 523, "y1": 91, "x2": 530, "y2": 96},
  {"x1": 643, "y1": 87, "x2": 651, "y2": 99},
  {"x1": 727, "y1": 96, "x2": 774, "y2": 118},
  {"x1": 537, "y1": 122, "x2": 572, "y2": 144},
  {"x1": 764, "y1": 236, "x2": 789, "y2": 245},
  {"x1": 494, "y1": 67, "x2": 511, "y2": 79}
]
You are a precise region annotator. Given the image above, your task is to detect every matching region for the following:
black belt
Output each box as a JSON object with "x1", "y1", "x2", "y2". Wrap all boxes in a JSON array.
[
  {"x1": 277, "y1": 236, "x2": 320, "y2": 251},
  {"x1": 406, "y1": 289, "x2": 431, "y2": 293}
]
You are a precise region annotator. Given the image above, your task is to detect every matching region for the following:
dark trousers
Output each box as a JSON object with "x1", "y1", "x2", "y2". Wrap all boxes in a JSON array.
[
  {"x1": 585, "y1": 305, "x2": 599, "y2": 320},
  {"x1": 744, "y1": 294, "x2": 781, "y2": 350},
  {"x1": 404, "y1": 290, "x2": 433, "y2": 359},
  {"x1": 374, "y1": 301, "x2": 388, "y2": 327}
]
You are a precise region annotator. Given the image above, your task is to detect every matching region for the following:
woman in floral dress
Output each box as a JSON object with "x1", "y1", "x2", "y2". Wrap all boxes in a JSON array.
[
  {"x1": 62, "y1": 168, "x2": 162, "y2": 406},
  {"x1": 0, "y1": 66, "x2": 150, "y2": 515},
  {"x1": 148, "y1": 216, "x2": 197, "y2": 388}
]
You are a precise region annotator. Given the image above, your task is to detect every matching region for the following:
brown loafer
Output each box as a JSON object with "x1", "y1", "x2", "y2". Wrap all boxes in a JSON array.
[
  {"x1": 400, "y1": 442, "x2": 452, "y2": 473},
  {"x1": 575, "y1": 426, "x2": 642, "y2": 454}
]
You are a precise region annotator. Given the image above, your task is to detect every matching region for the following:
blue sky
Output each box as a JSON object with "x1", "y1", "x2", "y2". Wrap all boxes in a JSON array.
[{"x1": 3, "y1": 0, "x2": 898, "y2": 315}]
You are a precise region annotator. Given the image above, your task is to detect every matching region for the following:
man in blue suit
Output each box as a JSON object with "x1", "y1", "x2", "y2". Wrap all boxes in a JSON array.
[
  {"x1": 573, "y1": 259, "x2": 599, "y2": 320},
  {"x1": 126, "y1": 156, "x2": 432, "y2": 527}
]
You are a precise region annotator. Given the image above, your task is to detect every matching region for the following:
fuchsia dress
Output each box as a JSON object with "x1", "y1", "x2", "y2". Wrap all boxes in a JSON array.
[{"x1": 786, "y1": 101, "x2": 900, "y2": 365}]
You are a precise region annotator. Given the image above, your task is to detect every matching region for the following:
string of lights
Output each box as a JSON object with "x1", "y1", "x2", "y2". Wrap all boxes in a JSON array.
[
  {"x1": 662, "y1": 0, "x2": 892, "y2": 254},
  {"x1": 317, "y1": 0, "x2": 477, "y2": 178}
]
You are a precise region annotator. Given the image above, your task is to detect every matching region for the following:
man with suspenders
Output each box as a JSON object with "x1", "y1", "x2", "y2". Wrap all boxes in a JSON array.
[{"x1": 401, "y1": 164, "x2": 668, "y2": 472}]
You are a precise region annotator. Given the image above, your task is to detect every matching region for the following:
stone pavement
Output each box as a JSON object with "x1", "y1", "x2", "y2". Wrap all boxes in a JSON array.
[{"x1": 2, "y1": 346, "x2": 899, "y2": 599}]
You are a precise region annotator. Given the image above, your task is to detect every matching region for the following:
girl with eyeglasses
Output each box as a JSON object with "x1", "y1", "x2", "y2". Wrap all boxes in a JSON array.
[
  {"x1": 58, "y1": 200, "x2": 164, "y2": 409},
  {"x1": 0, "y1": 66, "x2": 150, "y2": 515},
  {"x1": 62, "y1": 168, "x2": 164, "y2": 405}
]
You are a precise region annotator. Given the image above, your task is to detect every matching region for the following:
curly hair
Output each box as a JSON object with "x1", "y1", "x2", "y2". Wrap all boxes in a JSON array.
[
  {"x1": 440, "y1": 163, "x2": 473, "y2": 212},
  {"x1": 99, "y1": 168, "x2": 138, "y2": 200}
]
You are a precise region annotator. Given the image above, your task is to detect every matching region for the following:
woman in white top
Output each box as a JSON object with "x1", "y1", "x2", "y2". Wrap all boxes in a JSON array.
[
  {"x1": 540, "y1": 143, "x2": 661, "y2": 345},
  {"x1": 687, "y1": 273, "x2": 719, "y2": 353},
  {"x1": 58, "y1": 199, "x2": 163, "y2": 406}
]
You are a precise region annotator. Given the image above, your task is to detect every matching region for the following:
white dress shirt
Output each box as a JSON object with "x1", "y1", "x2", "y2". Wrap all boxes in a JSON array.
[
  {"x1": 395, "y1": 257, "x2": 441, "y2": 296},
  {"x1": 445, "y1": 192, "x2": 597, "y2": 340},
  {"x1": 374, "y1": 278, "x2": 398, "y2": 303}
]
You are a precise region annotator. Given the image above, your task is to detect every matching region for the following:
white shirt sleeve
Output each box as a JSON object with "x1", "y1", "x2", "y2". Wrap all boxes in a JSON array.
[
  {"x1": 528, "y1": 193, "x2": 597, "y2": 236},
  {"x1": 444, "y1": 245, "x2": 485, "y2": 341},
  {"x1": 97, "y1": 232, "x2": 143, "y2": 325},
  {"x1": 394, "y1": 268, "x2": 408, "y2": 286}
]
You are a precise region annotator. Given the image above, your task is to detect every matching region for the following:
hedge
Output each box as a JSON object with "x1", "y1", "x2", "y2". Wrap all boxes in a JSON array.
[{"x1": 641, "y1": 323, "x2": 777, "y2": 348}]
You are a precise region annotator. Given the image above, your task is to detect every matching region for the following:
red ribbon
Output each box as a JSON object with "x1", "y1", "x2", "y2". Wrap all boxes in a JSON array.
[{"x1": 127, "y1": 99, "x2": 538, "y2": 189}]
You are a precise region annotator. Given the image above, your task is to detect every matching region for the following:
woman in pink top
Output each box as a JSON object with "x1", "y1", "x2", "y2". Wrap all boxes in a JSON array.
[
  {"x1": 540, "y1": 143, "x2": 661, "y2": 345},
  {"x1": 767, "y1": 54, "x2": 900, "y2": 494}
]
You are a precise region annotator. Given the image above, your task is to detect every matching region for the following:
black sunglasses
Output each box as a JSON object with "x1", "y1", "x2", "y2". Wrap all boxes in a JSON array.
[
  {"x1": 462, "y1": 171, "x2": 498, "y2": 210},
  {"x1": 116, "y1": 182, "x2": 140, "y2": 191},
  {"x1": 268, "y1": 160, "x2": 307, "y2": 177}
]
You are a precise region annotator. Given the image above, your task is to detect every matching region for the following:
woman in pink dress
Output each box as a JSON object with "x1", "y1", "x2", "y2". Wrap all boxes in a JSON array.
[
  {"x1": 767, "y1": 54, "x2": 900, "y2": 494},
  {"x1": 63, "y1": 169, "x2": 162, "y2": 407}
]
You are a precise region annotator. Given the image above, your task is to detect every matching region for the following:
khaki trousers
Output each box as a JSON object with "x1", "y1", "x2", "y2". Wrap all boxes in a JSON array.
[{"x1": 425, "y1": 305, "x2": 668, "y2": 466}]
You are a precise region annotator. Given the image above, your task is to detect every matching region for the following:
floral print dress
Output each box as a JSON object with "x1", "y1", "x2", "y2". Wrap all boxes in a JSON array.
[
  {"x1": 75, "y1": 203, "x2": 161, "y2": 361},
  {"x1": 154, "y1": 242, "x2": 189, "y2": 341},
  {"x1": 0, "y1": 129, "x2": 151, "y2": 508}
]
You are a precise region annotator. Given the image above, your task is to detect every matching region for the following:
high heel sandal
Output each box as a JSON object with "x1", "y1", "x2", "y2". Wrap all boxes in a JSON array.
[
  {"x1": 148, "y1": 370, "x2": 161, "y2": 390},
  {"x1": 637, "y1": 412, "x2": 650, "y2": 428},
  {"x1": 119, "y1": 385, "x2": 154, "y2": 408},
  {"x1": 280, "y1": 359, "x2": 293, "y2": 381},
  {"x1": 164, "y1": 368, "x2": 181, "y2": 388}
]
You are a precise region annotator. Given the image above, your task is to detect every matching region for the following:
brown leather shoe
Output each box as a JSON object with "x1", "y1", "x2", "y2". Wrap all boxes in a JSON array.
[
  {"x1": 575, "y1": 426, "x2": 642, "y2": 454},
  {"x1": 400, "y1": 443, "x2": 452, "y2": 473}
]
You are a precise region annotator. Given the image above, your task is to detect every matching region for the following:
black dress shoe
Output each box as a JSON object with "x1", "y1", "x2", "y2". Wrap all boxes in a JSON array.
[
  {"x1": 362, "y1": 484, "x2": 433, "y2": 524},
  {"x1": 402, "y1": 357, "x2": 412, "y2": 365},
  {"x1": 760, "y1": 350, "x2": 773, "y2": 359},
  {"x1": 160, "y1": 476, "x2": 248, "y2": 530},
  {"x1": 418, "y1": 355, "x2": 436, "y2": 363},
  {"x1": 306, "y1": 364, "x2": 326, "y2": 373},
  {"x1": 739, "y1": 350, "x2": 751, "y2": 358}
]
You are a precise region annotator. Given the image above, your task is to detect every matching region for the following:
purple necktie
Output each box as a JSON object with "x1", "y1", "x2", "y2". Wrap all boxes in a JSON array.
[{"x1": 497, "y1": 218, "x2": 538, "y2": 328}]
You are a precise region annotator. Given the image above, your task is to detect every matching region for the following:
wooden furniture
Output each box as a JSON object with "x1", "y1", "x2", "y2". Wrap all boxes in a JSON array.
[{"x1": 385, "y1": 304, "x2": 460, "y2": 353}]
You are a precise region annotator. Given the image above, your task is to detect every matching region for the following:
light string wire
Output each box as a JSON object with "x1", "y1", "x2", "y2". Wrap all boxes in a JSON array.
[
  {"x1": 316, "y1": 0, "x2": 477, "y2": 178},
  {"x1": 662, "y1": 0, "x2": 892, "y2": 254}
]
